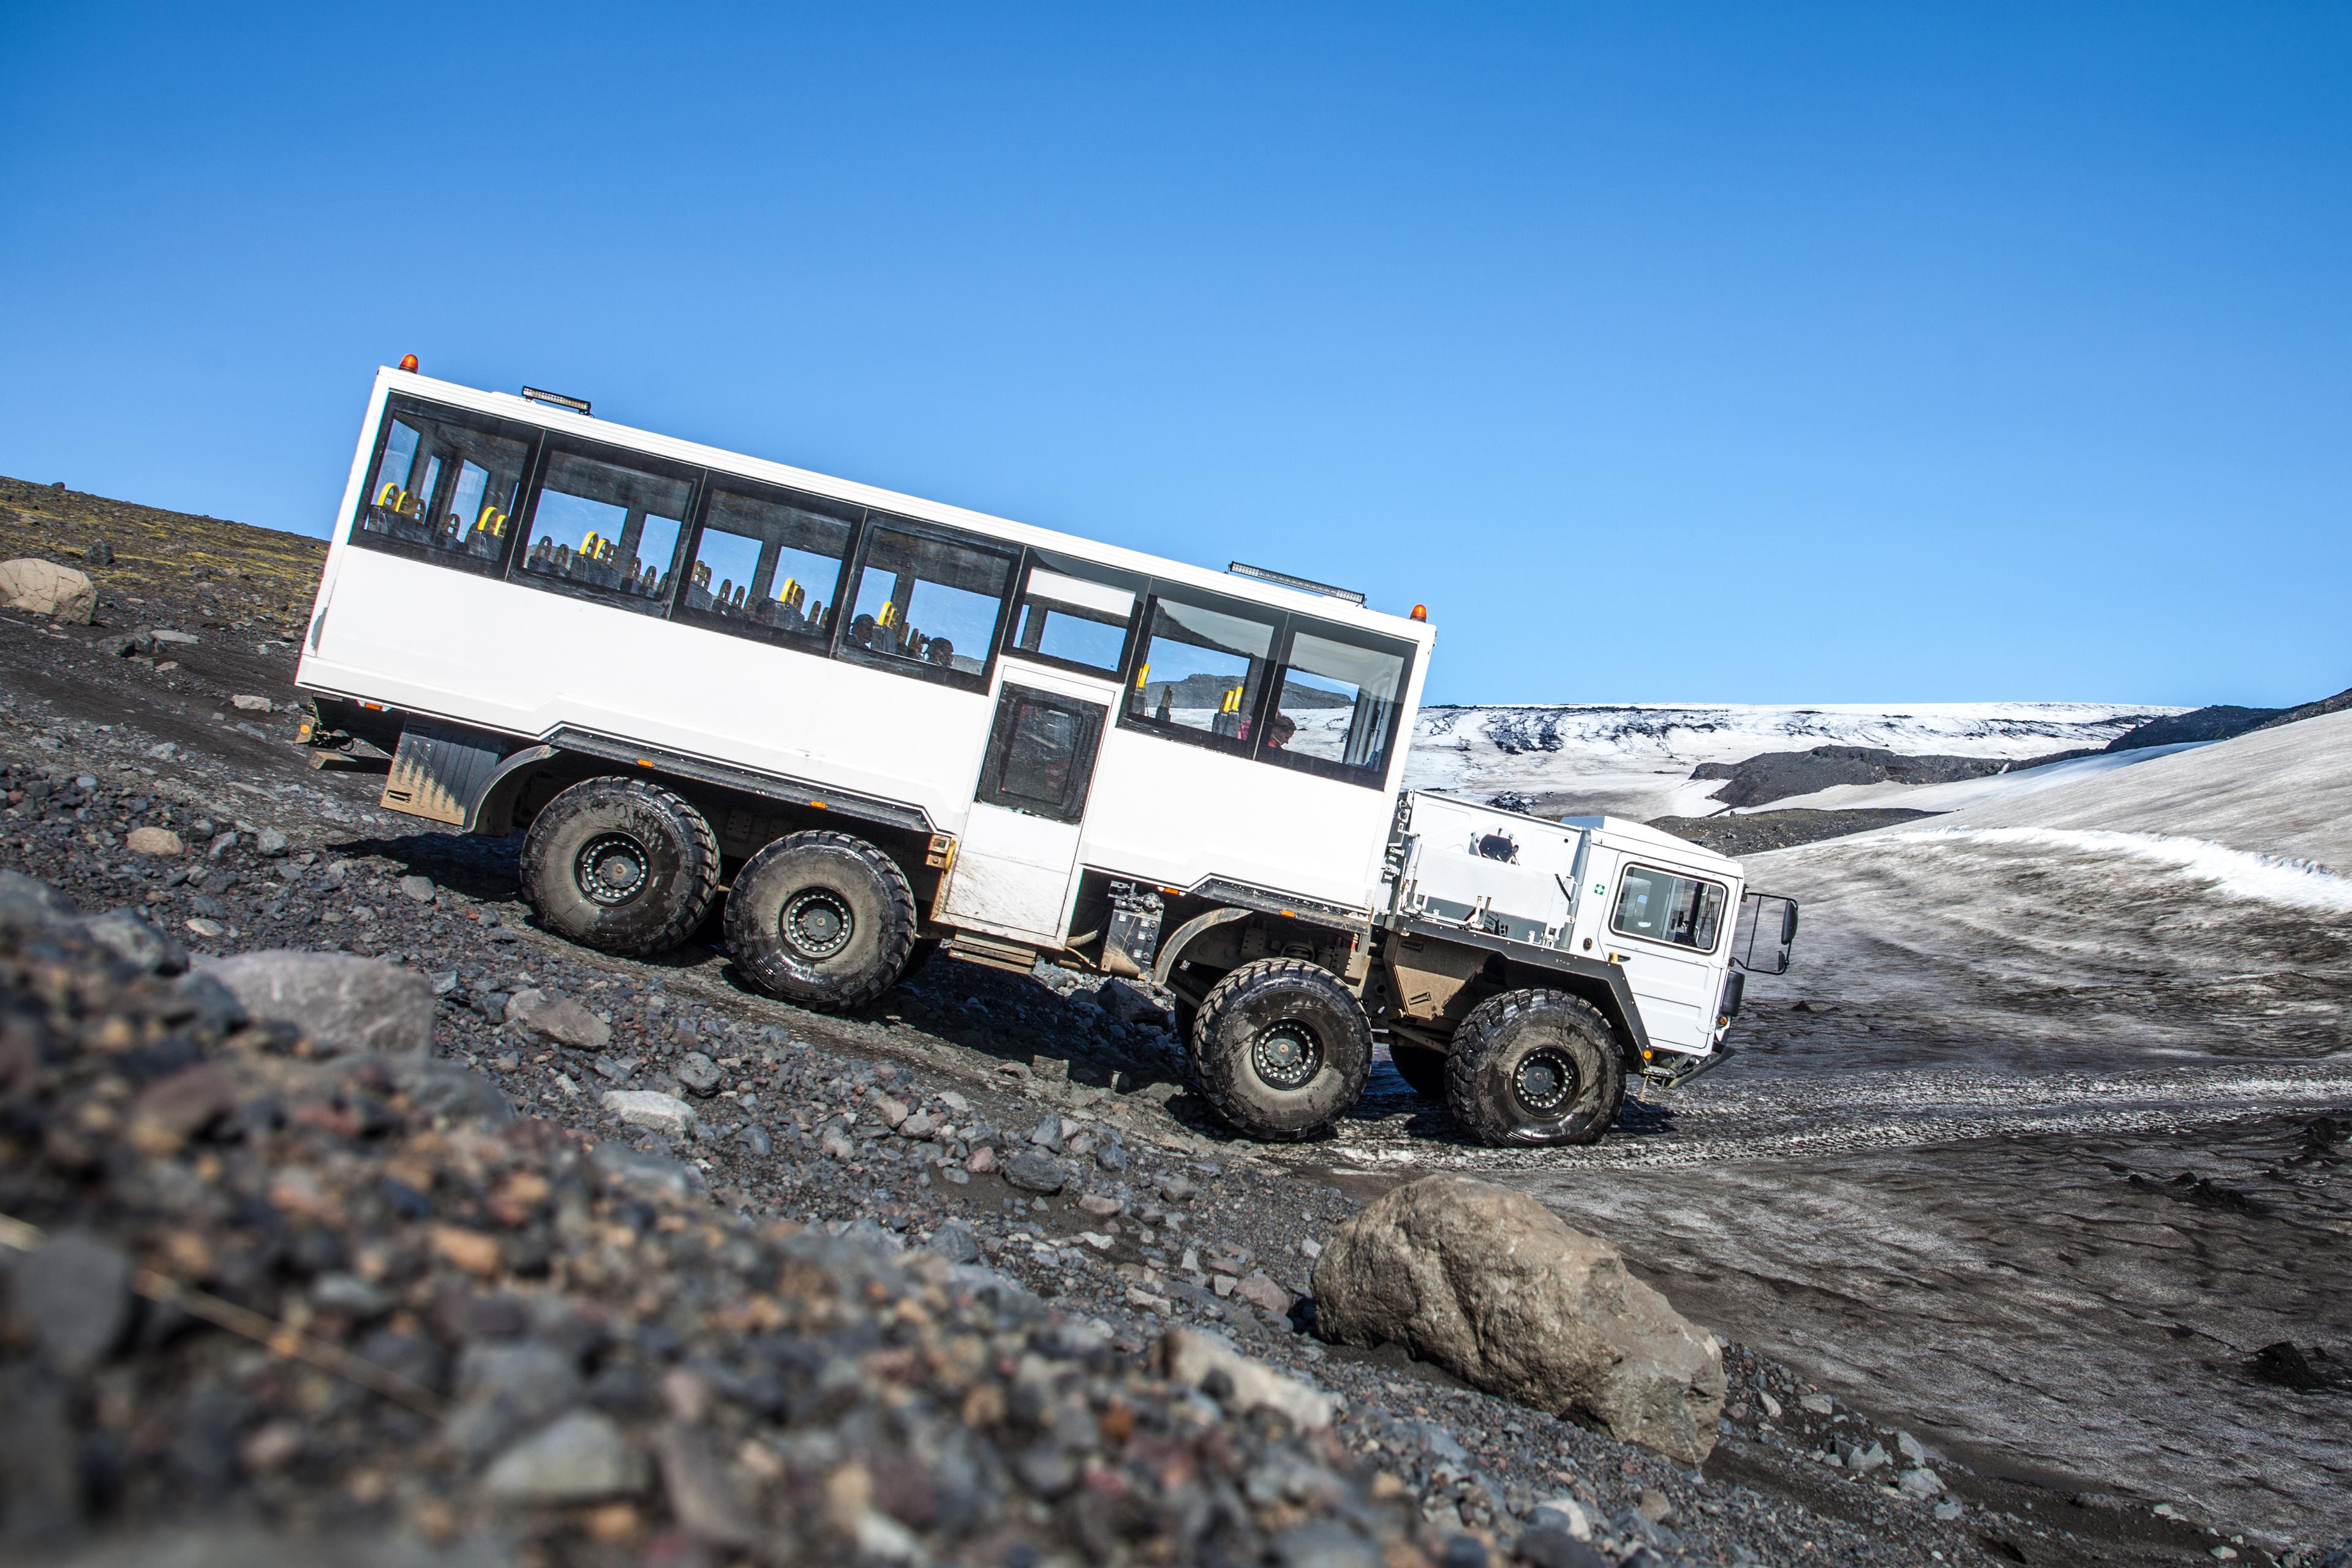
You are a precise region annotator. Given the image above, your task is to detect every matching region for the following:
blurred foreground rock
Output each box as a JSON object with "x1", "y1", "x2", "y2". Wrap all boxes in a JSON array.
[{"x1": 0, "y1": 878, "x2": 1419, "y2": 1565}]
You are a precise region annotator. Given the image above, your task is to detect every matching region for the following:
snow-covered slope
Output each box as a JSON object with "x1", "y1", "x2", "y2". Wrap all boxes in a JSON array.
[
  {"x1": 1402, "y1": 701, "x2": 2174, "y2": 821},
  {"x1": 1744, "y1": 705, "x2": 2352, "y2": 1063}
]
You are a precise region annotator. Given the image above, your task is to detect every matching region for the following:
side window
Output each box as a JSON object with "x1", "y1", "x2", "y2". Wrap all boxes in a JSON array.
[
  {"x1": 839, "y1": 518, "x2": 1015, "y2": 687},
  {"x1": 353, "y1": 401, "x2": 533, "y2": 573},
  {"x1": 1265, "y1": 625, "x2": 1411, "y2": 784},
  {"x1": 518, "y1": 446, "x2": 694, "y2": 613},
  {"x1": 976, "y1": 685, "x2": 1106, "y2": 823},
  {"x1": 1611, "y1": 865, "x2": 1727, "y2": 951},
  {"x1": 676, "y1": 481, "x2": 859, "y2": 647},
  {"x1": 1009, "y1": 567, "x2": 1134, "y2": 677},
  {"x1": 1122, "y1": 594, "x2": 1281, "y2": 754}
]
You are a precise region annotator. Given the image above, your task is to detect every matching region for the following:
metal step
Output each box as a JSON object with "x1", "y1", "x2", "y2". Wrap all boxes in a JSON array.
[{"x1": 943, "y1": 933, "x2": 1040, "y2": 974}]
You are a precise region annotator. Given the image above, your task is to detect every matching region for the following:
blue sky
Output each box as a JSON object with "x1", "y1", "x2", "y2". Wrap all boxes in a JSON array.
[{"x1": 2, "y1": 3, "x2": 2345, "y2": 707}]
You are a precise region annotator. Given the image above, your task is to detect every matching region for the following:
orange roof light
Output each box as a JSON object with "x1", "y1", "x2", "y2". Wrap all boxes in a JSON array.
[
  {"x1": 398, "y1": 353, "x2": 418, "y2": 372},
  {"x1": 1410, "y1": 604, "x2": 1427, "y2": 622}
]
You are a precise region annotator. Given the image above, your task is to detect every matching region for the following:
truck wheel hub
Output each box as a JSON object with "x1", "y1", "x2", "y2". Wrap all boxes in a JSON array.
[
  {"x1": 1251, "y1": 1020, "x2": 1322, "y2": 1091},
  {"x1": 576, "y1": 833, "x2": 650, "y2": 907},
  {"x1": 782, "y1": 889, "x2": 854, "y2": 959},
  {"x1": 1513, "y1": 1048, "x2": 1577, "y2": 1114}
]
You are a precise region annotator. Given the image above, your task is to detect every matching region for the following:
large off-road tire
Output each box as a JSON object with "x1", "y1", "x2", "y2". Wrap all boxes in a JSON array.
[
  {"x1": 1190, "y1": 957, "x2": 1371, "y2": 1141},
  {"x1": 1387, "y1": 1041, "x2": 1449, "y2": 1099},
  {"x1": 520, "y1": 777, "x2": 720, "y2": 957},
  {"x1": 1444, "y1": 989, "x2": 1626, "y2": 1147},
  {"x1": 725, "y1": 831, "x2": 917, "y2": 1011}
]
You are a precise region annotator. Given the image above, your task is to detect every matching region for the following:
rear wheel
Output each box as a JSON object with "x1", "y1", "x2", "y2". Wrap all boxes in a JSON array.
[
  {"x1": 520, "y1": 777, "x2": 719, "y2": 956},
  {"x1": 1445, "y1": 989, "x2": 1625, "y2": 1146},
  {"x1": 1191, "y1": 958, "x2": 1371, "y2": 1141},
  {"x1": 725, "y1": 831, "x2": 917, "y2": 1011},
  {"x1": 1387, "y1": 1041, "x2": 1449, "y2": 1099}
]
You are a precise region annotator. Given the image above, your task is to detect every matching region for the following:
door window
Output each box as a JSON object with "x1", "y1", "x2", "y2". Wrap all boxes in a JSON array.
[
  {"x1": 976, "y1": 686, "x2": 1105, "y2": 824},
  {"x1": 1610, "y1": 865, "x2": 1727, "y2": 952}
]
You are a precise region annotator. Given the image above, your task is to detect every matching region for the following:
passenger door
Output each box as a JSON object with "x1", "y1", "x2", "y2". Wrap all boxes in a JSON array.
[{"x1": 935, "y1": 681, "x2": 1107, "y2": 941}]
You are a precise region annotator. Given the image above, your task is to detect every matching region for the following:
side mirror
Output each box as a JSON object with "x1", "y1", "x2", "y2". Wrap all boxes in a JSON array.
[{"x1": 1782, "y1": 903, "x2": 1800, "y2": 944}]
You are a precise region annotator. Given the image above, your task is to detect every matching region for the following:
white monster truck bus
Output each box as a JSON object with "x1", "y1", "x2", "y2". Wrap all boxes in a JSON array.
[{"x1": 296, "y1": 365, "x2": 1797, "y2": 1147}]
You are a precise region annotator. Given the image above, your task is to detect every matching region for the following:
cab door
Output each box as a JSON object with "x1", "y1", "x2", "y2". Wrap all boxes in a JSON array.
[
  {"x1": 935, "y1": 680, "x2": 1107, "y2": 941},
  {"x1": 1600, "y1": 861, "x2": 1732, "y2": 1053}
]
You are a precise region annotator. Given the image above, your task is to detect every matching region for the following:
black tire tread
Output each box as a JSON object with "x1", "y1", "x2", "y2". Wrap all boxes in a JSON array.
[
  {"x1": 1192, "y1": 956, "x2": 1371, "y2": 1142},
  {"x1": 519, "y1": 777, "x2": 721, "y2": 957},
  {"x1": 725, "y1": 830, "x2": 917, "y2": 1012},
  {"x1": 1444, "y1": 988, "x2": 1625, "y2": 1147}
]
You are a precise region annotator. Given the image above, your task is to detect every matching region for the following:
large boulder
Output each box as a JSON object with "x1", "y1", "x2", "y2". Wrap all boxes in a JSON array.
[
  {"x1": 203, "y1": 951, "x2": 436, "y2": 1055},
  {"x1": 1311, "y1": 1175, "x2": 1724, "y2": 1464},
  {"x1": 0, "y1": 558, "x2": 97, "y2": 623}
]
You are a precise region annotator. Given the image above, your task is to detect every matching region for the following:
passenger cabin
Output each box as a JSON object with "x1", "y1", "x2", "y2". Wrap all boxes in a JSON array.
[{"x1": 297, "y1": 368, "x2": 1437, "y2": 960}]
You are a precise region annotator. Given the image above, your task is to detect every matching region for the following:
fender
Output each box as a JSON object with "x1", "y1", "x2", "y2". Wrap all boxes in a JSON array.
[
  {"x1": 464, "y1": 744, "x2": 562, "y2": 835},
  {"x1": 1150, "y1": 906, "x2": 1254, "y2": 988}
]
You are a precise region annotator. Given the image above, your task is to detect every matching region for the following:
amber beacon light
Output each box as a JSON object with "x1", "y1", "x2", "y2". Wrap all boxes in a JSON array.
[
  {"x1": 1410, "y1": 604, "x2": 1427, "y2": 622},
  {"x1": 398, "y1": 353, "x2": 418, "y2": 372}
]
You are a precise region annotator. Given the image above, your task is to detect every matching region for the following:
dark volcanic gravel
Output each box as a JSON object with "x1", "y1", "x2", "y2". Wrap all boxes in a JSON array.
[{"x1": 2, "y1": 480, "x2": 2341, "y2": 1567}]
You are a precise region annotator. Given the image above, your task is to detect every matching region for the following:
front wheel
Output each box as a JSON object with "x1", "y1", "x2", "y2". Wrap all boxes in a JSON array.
[
  {"x1": 520, "y1": 777, "x2": 720, "y2": 956},
  {"x1": 1445, "y1": 989, "x2": 1626, "y2": 1146},
  {"x1": 725, "y1": 831, "x2": 917, "y2": 1011},
  {"x1": 1191, "y1": 958, "x2": 1371, "y2": 1141}
]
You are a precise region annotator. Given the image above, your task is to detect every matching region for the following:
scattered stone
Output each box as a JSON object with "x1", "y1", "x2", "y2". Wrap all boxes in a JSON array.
[
  {"x1": 1836, "y1": 1438, "x2": 1890, "y2": 1475},
  {"x1": 505, "y1": 987, "x2": 613, "y2": 1051},
  {"x1": 964, "y1": 1145, "x2": 998, "y2": 1175},
  {"x1": 1313, "y1": 1174, "x2": 1725, "y2": 1464},
  {"x1": 1897, "y1": 1429, "x2": 1931, "y2": 1463},
  {"x1": 208, "y1": 949, "x2": 435, "y2": 1055},
  {"x1": 897, "y1": 1110, "x2": 935, "y2": 1139},
  {"x1": 11, "y1": 1231, "x2": 132, "y2": 1371},
  {"x1": 231, "y1": 694, "x2": 274, "y2": 712},
  {"x1": 1095, "y1": 978, "x2": 1171, "y2": 1026},
  {"x1": 124, "y1": 826, "x2": 184, "y2": 857},
  {"x1": 0, "y1": 557, "x2": 97, "y2": 622},
  {"x1": 254, "y1": 827, "x2": 290, "y2": 858},
  {"x1": 600, "y1": 1090, "x2": 696, "y2": 1139},
  {"x1": 84, "y1": 538, "x2": 114, "y2": 567},
  {"x1": 1027, "y1": 1113, "x2": 1065, "y2": 1150},
  {"x1": 1235, "y1": 1270, "x2": 1291, "y2": 1314},
  {"x1": 673, "y1": 1052, "x2": 723, "y2": 1096},
  {"x1": 1159, "y1": 1326, "x2": 1333, "y2": 1430},
  {"x1": 924, "y1": 1221, "x2": 982, "y2": 1266},
  {"x1": 1896, "y1": 1466, "x2": 1943, "y2": 1499},
  {"x1": 80, "y1": 907, "x2": 187, "y2": 974},
  {"x1": 0, "y1": 868, "x2": 77, "y2": 928},
  {"x1": 1003, "y1": 1149, "x2": 1068, "y2": 1193},
  {"x1": 1800, "y1": 1393, "x2": 1834, "y2": 1416},
  {"x1": 1077, "y1": 1194, "x2": 1124, "y2": 1218},
  {"x1": 479, "y1": 1411, "x2": 646, "y2": 1503},
  {"x1": 870, "y1": 1094, "x2": 910, "y2": 1129},
  {"x1": 184, "y1": 916, "x2": 227, "y2": 938}
]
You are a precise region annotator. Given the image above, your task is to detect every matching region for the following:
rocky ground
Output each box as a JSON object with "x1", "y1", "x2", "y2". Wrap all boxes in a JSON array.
[{"x1": 1, "y1": 477, "x2": 2344, "y2": 1566}]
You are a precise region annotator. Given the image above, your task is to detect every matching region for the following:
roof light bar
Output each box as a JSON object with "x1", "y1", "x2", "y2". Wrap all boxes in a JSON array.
[
  {"x1": 521, "y1": 386, "x2": 592, "y2": 415},
  {"x1": 1226, "y1": 560, "x2": 1366, "y2": 605}
]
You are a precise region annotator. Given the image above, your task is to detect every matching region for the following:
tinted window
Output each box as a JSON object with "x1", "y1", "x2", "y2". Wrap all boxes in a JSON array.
[
  {"x1": 1611, "y1": 865, "x2": 1727, "y2": 951},
  {"x1": 677, "y1": 483, "x2": 859, "y2": 646},
  {"x1": 1010, "y1": 568, "x2": 1133, "y2": 677},
  {"x1": 1125, "y1": 594, "x2": 1280, "y2": 753},
  {"x1": 519, "y1": 448, "x2": 693, "y2": 612},
  {"x1": 1267, "y1": 627, "x2": 1409, "y2": 782},
  {"x1": 976, "y1": 685, "x2": 1105, "y2": 824},
  {"x1": 354, "y1": 401, "x2": 532, "y2": 571},
  {"x1": 839, "y1": 519, "x2": 1014, "y2": 686}
]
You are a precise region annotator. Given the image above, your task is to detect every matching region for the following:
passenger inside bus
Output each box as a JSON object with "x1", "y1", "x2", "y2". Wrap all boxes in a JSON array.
[
  {"x1": 679, "y1": 485, "x2": 856, "y2": 642},
  {"x1": 519, "y1": 449, "x2": 688, "y2": 612},
  {"x1": 842, "y1": 521, "x2": 1012, "y2": 679}
]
